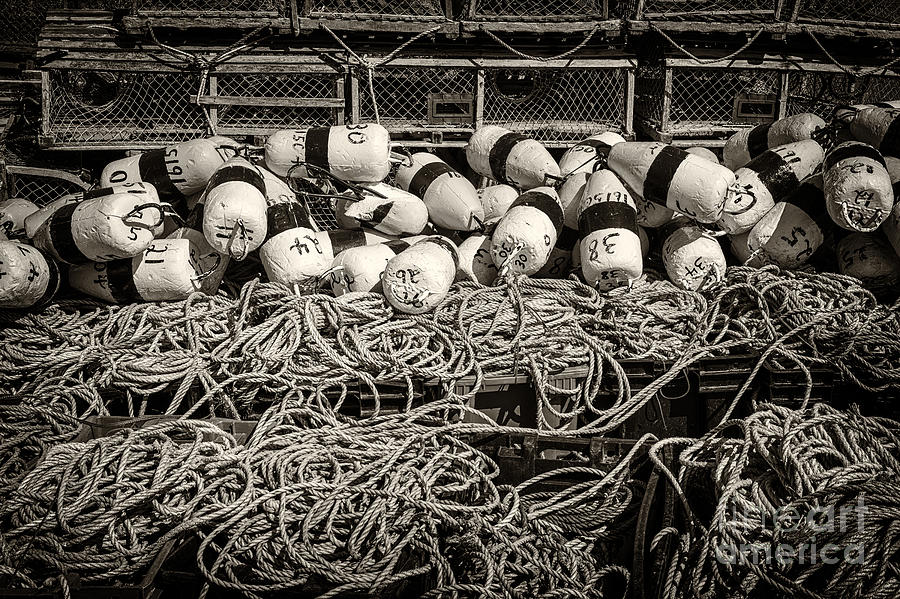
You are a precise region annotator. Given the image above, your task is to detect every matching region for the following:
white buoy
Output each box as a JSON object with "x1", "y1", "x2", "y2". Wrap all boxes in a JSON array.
[
  {"x1": 633, "y1": 189, "x2": 675, "y2": 228},
  {"x1": 685, "y1": 147, "x2": 719, "y2": 164},
  {"x1": 834, "y1": 101, "x2": 900, "y2": 126},
  {"x1": 746, "y1": 177, "x2": 830, "y2": 269},
  {"x1": 0, "y1": 199, "x2": 39, "y2": 240},
  {"x1": 466, "y1": 125, "x2": 560, "y2": 190},
  {"x1": 881, "y1": 157, "x2": 900, "y2": 258},
  {"x1": 24, "y1": 195, "x2": 81, "y2": 239},
  {"x1": 577, "y1": 169, "x2": 642, "y2": 290},
  {"x1": 32, "y1": 193, "x2": 163, "y2": 264},
  {"x1": 83, "y1": 182, "x2": 161, "y2": 204},
  {"x1": 264, "y1": 124, "x2": 391, "y2": 182},
  {"x1": 719, "y1": 139, "x2": 824, "y2": 235},
  {"x1": 558, "y1": 131, "x2": 626, "y2": 177},
  {"x1": 456, "y1": 234, "x2": 498, "y2": 285},
  {"x1": 335, "y1": 183, "x2": 429, "y2": 236},
  {"x1": 478, "y1": 184, "x2": 519, "y2": 225},
  {"x1": 660, "y1": 217, "x2": 727, "y2": 291},
  {"x1": 395, "y1": 152, "x2": 484, "y2": 231},
  {"x1": 823, "y1": 141, "x2": 894, "y2": 232},
  {"x1": 607, "y1": 142, "x2": 734, "y2": 223},
  {"x1": 329, "y1": 237, "x2": 428, "y2": 295},
  {"x1": 100, "y1": 136, "x2": 239, "y2": 215},
  {"x1": 723, "y1": 113, "x2": 827, "y2": 170},
  {"x1": 490, "y1": 186, "x2": 563, "y2": 276},
  {"x1": 166, "y1": 226, "x2": 228, "y2": 295},
  {"x1": 558, "y1": 171, "x2": 589, "y2": 231},
  {"x1": 69, "y1": 236, "x2": 218, "y2": 303},
  {"x1": 849, "y1": 106, "x2": 900, "y2": 158},
  {"x1": 382, "y1": 236, "x2": 458, "y2": 314},
  {"x1": 259, "y1": 167, "x2": 297, "y2": 207},
  {"x1": 837, "y1": 232, "x2": 900, "y2": 298},
  {"x1": 535, "y1": 226, "x2": 580, "y2": 278},
  {"x1": 0, "y1": 241, "x2": 60, "y2": 308}
]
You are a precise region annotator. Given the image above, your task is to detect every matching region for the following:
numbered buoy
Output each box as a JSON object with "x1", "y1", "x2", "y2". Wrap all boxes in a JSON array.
[
  {"x1": 329, "y1": 236, "x2": 428, "y2": 295},
  {"x1": 559, "y1": 172, "x2": 589, "y2": 231},
  {"x1": 69, "y1": 237, "x2": 218, "y2": 303},
  {"x1": 837, "y1": 232, "x2": 900, "y2": 298},
  {"x1": 33, "y1": 193, "x2": 163, "y2": 264},
  {"x1": 849, "y1": 106, "x2": 900, "y2": 158},
  {"x1": 685, "y1": 147, "x2": 719, "y2": 164},
  {"x1": 100, "y1": 136, "x2": 239, "y2": 215},
  {"x1": 660, "y1": 217, "x2": 727, "y2": 291},
  {"x1": 382, "y1": 236, "x2": 458, "y2": 314},
  {"x1": 633, "y1": 190, "x2": 675, "y2": 228},
  {"x1": 536, "y1": 226, "x2": 579, "y2": 278},
  {"x1": 335, "y1": 183, "x2": 429, "y2": 236},
  {"x1": 0, "y1": 241, "x2": 60, "y2": 308},
  {"x1": 719, "y1": 139, "x2": 824, "y2": 235},
  {"x1": 264, "y1": 124, "x2": 391, "y2": 182},
  {"x1": 166, "y1": 226, "x2": 229, "y2": 295},
  {"x1": 0, "y1": 199, "x2": 39, "y2": 240},
  {"x1": 478, "y1": 184, "x2": 519, "y2": 225},
  {"x1": 456, "y1": 234, "x2": 498, "y2": 285},
  {"x1": 747, "y1": 177, "x2": 830, "y2": 269},
  {"x1": 823, "y1": 141, "x2": 894, "y2": 232},
  {"x1": 577, "y1": 170, "x2": 642, "y2": 290},
  {"x1": 466, "y1": 125, "x2": 560, "y2": 190},
  {"x1": 490, "y1": 186, "x2": 563, "y2": 276},
  {"x1": 558, "y1": 131, "x2": 626, "y2": 177},
  {"x1": 723, "y1": 113, "x2": 826, "y2": 170},
  {"x1": 607, "y1": 142, "x2": 734, "y2": 223},
  {"x1": 395, "y1": 152, "x2": 484, "y2": 231}
]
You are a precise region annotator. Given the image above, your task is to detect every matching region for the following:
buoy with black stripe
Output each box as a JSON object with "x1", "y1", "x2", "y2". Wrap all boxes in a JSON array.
[
  {"x1": 746, "y1": 176, "x2": 830, "y2": 269},
  {"x1": 329, "y1": 236, "x2": 428, "y2": 296},
  {"x1": 879, "y1": 156, "x2": 900, "y2": 257},
  {"x1": 823, "y1": 141, "x2": 894, "y2": 232},
  {"x1": 849, "y1": 106, "x2": 900, "y2": 158},
  {"x1": 607, "y1": 142, "x2": 734, "y2": 223},
  {"x1": 559, "y1": 171, "x2": 589, "y2": 231},
  {"x1": 577, "y1": 169, "x2": 642, "y2": 290},
  {"x1": 395, "y1": 152, "x2": 484, "y2": 231},
  {"x1": 685, "y1": 147, "x2": 719, "y2": 164},
  {"x1": 837, "y1": 232, "x2": 900, "y2": 299},
  {"x1": 69, "y1": 236, "x2": 217, "y2": 303},
  {"x1": 660, "y1": 217, "x2": 727, "y2": 291},
  {"x1": 456, "y1": 234, "x2": 497, "y2": 285},
  {"x1": 834, "y1": 101, "x2": 900, "y2": 129},
  {"x1": 0, "y1": 199, "x2": 39, "y2": 240},
  {"x1": 382, "y1": 236, "x2": 458, "y2": 314},
  {"x1": 536, "y1": 226, "x2": 580, "y2": 278},
  {"x1": 466, "y1": 125, "x2": 560, "y2": 190},
  {"x1": 719, "y1": 139, "x2": 824, "y2": 235},
  {"x1": 478, "y1": 184, "x2": 519, "y2": 225},
  {"x1": 490, "y1": 187, "x2": 563, "y2": 276},
  {"x1": 24, "y1": 195, "x2": 80, "y2": 239},
  {"x1": 32, "y1": 192, "x2": 164, "y2": 265},
  {"x1": 83, "y1": 182, "x2": 161, "y2": 204},
  {"x1": 633, "y1": 190, "x2": 675, "y2": 228},
  {"x1": 0, "y1": 240, "x2": 60, "y2": 308},
  {"x1": 259, "y1": 167, "x2": 296, "y2": 207},
  {"x1": 335, "y1": 183, "x2": 429, "y2": 236},
  {"x1": 722, "y1": 113, "x2": 826, "y2": 170},
  {"x1": 558, "y1": 131, "x2": 626, "y2": 177},
  {"x1": 264, "y1": 124, "x2": 391, "y2": 183},
  {"x1": 100, "y1": 136, "x2": 239, "y2": 217}
]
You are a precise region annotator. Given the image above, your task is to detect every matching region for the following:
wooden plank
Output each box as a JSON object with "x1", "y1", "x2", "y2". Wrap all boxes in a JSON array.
[
  {"x1": 197, "y1": 95, "x2": 345, "y2": 108},
  {"x1": 122, "y1": 16, "x2": 291, "y2": 34},
  {"x1": 297, "y1": 17, "x2": 456, "y2": 35},
  {"x1": 207, "y1": 74, "x2": 217, "y2": 136},
  {"x1": 40, "y1": 71, "x2": 50, "y2": 139},
  {"x1": 624, "y1": 69, "x2": 635, "y2": 136},
  {"x1": 665, "y1": 54, "x2": 900, "y2": 74},
  {"x1": 776, "y1": 71, "x2": 789, "y2": 120},
  {"x1": 660, "y1": 67, "x2": 672, "y2": 134},
  {"x1": 348, "y1": 71, "x2": 359, "y2": 124},
  {"x1": 6, "y1": 165, "x2": 89, "y2": 189},
  {"x1": 460, "y1": 20, "x2": 621, "y2": 35},
  {"x1": 475, "y1": 68, "x2": 484, "y2": 130},
  {"x1": 333, "y1": 76, "x2": 346, "y2": 125}
]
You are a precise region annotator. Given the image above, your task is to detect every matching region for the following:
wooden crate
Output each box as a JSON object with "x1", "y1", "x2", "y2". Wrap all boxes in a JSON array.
[{"x1": 351, "y1": 55, "x2": 635, "y2": 148}]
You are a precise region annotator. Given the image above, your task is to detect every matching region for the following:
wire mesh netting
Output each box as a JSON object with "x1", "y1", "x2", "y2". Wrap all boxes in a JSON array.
[
  {"x1": 359, "y1": 67, "x2": 477, "y2": 130},
  {"x1": 667, "y1": 68, "x2": 780, "y2": 131},
  {"x1": 637, "y1": 0, "x2": 780, "y2": 21},
  {"x1": 45, "y1": 69, "x2": 208, "y2": 147},
  {"x1": 306, "y1": 0, "x2": 445, "y2": 18},
  {"x1": 7, "y1": 172, "x2": 89, "y2": 207},
  {"x1": 634, "y1": 62, "x2": 666, "y2": 127},
  {"x1": 469, "y1": 0, "x2": 607, "y2": 20},
  {"x1": 793, "y1": 0, "x2": 900, "y2": 27},
  {"x1": 483, "y1": 68, "x2": 628, "y2": 146},
  {"x1": 0, "y1": 0, "x2": 64, "y2": 53},
  {"x1": 786, "y1": 72, "x2": 900, "y2": 120},
  {"x1": 134, "y1": 0, "x2": 283, "y2": 12},
  {"x1": 215, "y1": 73, "x2": 342, "y2": 133}
]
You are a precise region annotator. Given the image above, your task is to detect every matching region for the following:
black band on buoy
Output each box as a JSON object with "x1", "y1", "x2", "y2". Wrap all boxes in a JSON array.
[
  {"x1": 34, "y1": 249, "x2": 60, "y2": 308},
  {"x1": 426, "y1": 236, "x2": 459, "y2": 267},
  {"x1": 644, "y1": 146, "x2": 687, "y2": 207},
  {"x1": 746, "y1": 150, "x2": 801, "y2": 203},
  {"x1": 305, "y1": 127, "x2": 331, "y2": 170},
  {"x1": 362, "y1": 202, "x2": 394, "y2": 228},
  {"x1": 385, "y1": 239, "x2": 411, "y2": 255},
  {"x1": 83, "y1": 187, "x2": 115, "y2": 200},
  {"x1": 879, "y1": 116, "x2": 900, "y2": 158},
  {"x1": 139, "y1": 149, "x2": 185, "y2": 203},
  {"x1": 408, "y1": 161, "x2": 455, "y2": 199},
  {"x1": 511, "y1": 191, "x2": 564, "y2": 235},
  {"x1": 783, "y1": 182, "x2": 832, "y2": 234},
  {"x1": 489, "y1": 132, "x2": 528, "y2": 184},
  {"x1": 105, "y1": 259, "x2": 141, "y2": 303},
  {"x1": 578, "y1": 202, "x2": 638, "y2": 238},
  {"x1": 266, "y1": 202, "x2": 312, "y2": 240},
  {"x1": 557, "y1": 226, "x2": 580, "y2": 251},
  {"x1": 658, "y1": 216, "x2": 692, "y2": 242},
  {"x1": 746, "y1": 123, "x2": 772, "y2": 159},
  {"x1": 575, "y1": 138, "x2": 615, "y2": 161},
  {"x1": 48, "y1": 202, "x2": 88, "y2": 264},
  {"x1": 824, "y1": 143, "x2": 887, "y2": 171},
  {"x1": 327, "y1": 229, "x2": 367, "y2": 256},
  {"x1": 207, "y1": 164, "x2": 266, "y2": 197}
]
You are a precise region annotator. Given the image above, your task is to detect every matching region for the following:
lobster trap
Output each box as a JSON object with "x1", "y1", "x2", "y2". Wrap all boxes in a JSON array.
[
  {"x1": 296, "y1": 0, "x2": 455, "y2": 34},
  {"x1": 784, "y1": 67, "x2": 900, "y2": 120},
  {"x1": 630, "y1": 0, "x2": 787, "y2": 27},
  {"x1": 786, "y1": 0, "x2": 900, "y2": 35},
  {"x1": 461, "y1": 0, "x2": 619, "y2": 33},
  {"x1": 353, "y1": 57, "x2": 634, "y2": 148}
]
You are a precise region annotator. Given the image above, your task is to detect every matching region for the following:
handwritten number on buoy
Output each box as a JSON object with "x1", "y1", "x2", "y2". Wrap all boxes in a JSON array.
[
  {"x1": 109, "y1": 170, "x2": 128, "y2": 184},
  {"x1": 602, "y1": 233, "x2": 619, "y2": 255}
]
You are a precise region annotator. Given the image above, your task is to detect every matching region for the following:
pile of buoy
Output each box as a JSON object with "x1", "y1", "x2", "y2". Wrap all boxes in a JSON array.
[{"x1": 2, "y1": 103, "x2": 900, "y2": 314}]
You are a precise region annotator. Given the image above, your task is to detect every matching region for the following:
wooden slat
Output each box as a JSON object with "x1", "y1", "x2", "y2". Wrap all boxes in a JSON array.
[
  {"x1": 460, "y1": 19, "x2": 622, "y2": 34},
  {"x1": 197, "y1": 95, "x2": 345, "y2": 108}
]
